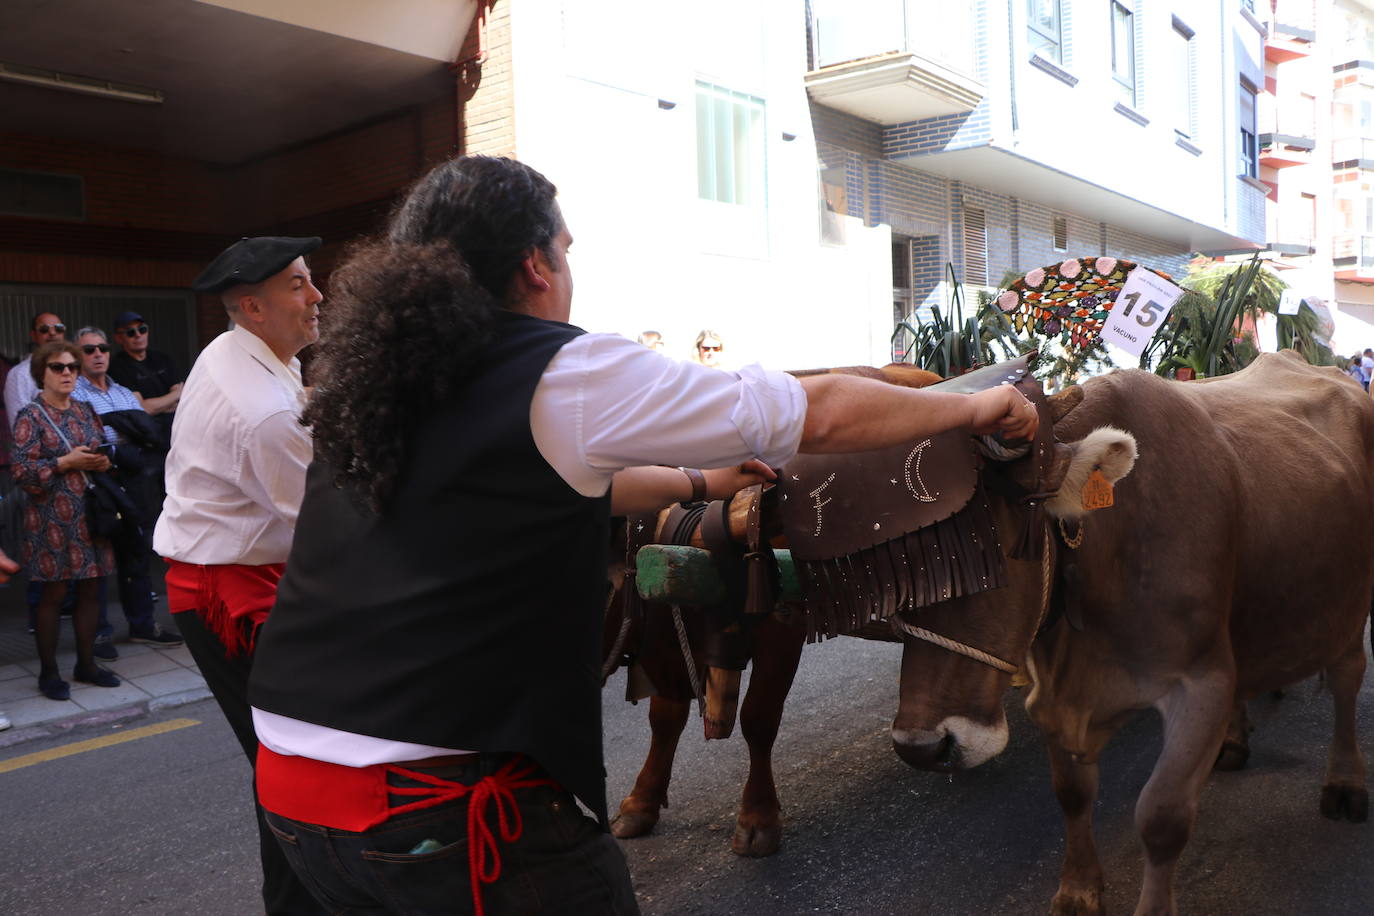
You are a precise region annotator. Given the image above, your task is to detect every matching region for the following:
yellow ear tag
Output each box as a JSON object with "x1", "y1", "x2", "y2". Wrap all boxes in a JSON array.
[{"x1": 1082, "y1": 468, "x2": 1114, "y2": 510}]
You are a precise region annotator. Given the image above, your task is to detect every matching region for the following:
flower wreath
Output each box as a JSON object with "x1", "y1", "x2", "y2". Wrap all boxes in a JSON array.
[{"x1": 995, "y1": 257, "x2": 1175, "y2": 352}]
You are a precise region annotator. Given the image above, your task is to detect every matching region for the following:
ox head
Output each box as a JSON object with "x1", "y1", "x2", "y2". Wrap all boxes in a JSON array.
[{"x1": 890, "y1": 390, "x2": 1137, "y2": 772}]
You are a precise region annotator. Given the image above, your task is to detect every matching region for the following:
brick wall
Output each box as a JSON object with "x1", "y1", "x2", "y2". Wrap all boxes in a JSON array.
[
  {"x1": 459, "y1": 0, "x2": 516, "y2": 157},
  {"x1": 882, "y1": 104, "x2": 993, "y2": 158}
]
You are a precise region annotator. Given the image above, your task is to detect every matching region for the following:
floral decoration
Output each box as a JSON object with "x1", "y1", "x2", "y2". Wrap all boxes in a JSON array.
[{"x1": 994, "y1": 257, "x2": 1175, "y2": 351}]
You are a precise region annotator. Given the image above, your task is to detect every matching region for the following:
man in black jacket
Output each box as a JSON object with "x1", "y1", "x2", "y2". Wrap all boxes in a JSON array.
[{"x1": 108, "y1": 310, "x2": 182, "y2": 519}]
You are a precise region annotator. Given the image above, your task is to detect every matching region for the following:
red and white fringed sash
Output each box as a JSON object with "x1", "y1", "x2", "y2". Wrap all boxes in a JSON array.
[
  {"x1": 163, "y1": 559, "x2": 284, "y2": 657},
  {"x1": 257, "y1": 747, "x2": 556, "y2": 916}
]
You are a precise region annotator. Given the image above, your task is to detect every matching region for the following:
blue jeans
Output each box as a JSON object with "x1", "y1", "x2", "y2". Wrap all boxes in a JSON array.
[{"x1": 263, "y1": 760, "x2": 640, "y2": 916}]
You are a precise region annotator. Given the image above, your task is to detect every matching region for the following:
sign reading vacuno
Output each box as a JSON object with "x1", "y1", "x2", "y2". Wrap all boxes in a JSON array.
[{"x1": 1101, "y1": 267, "x2": 1185, "y2": 358}]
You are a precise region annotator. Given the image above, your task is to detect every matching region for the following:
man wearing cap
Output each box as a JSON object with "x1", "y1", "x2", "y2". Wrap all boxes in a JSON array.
[
  {"x1": 108, "y1": 310, "x2": 182, "y2": 519},
  {"x1": 155, "y1": 235, "x2": 326, "y2": 916}
]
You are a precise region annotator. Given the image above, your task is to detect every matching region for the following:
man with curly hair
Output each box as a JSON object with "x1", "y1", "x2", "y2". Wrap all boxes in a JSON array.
[
  {"x1": 154, "y1": 236, "x2": 327, "y2": 916},
  {"x1": 248, "y1": 157, "x2": 1038, "y2": 915}
]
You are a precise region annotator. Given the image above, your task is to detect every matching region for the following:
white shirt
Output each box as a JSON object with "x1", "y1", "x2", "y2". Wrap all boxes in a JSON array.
[
  {"x1": 253, "y1": 331, "x2": 808, "y2": 766},
  {"x1": 153, "y1": 326, "x2": 312, "y2": 566},
  {"x1": 1361, "y1": 356, "x2": 1373, "y2": 384},
  {"x1": 4, "y1": 361, "x2": 37, "y2": 431}
]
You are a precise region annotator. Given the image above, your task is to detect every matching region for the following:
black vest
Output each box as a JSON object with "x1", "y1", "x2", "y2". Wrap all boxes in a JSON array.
[{"x1": 249, "y1": 311, "x2": 612, "y2": 825}]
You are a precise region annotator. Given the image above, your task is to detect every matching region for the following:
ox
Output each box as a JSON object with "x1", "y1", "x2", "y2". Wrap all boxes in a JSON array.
[{"x1": 891, "y1": 350, "x2": 1374, "y2": 915}]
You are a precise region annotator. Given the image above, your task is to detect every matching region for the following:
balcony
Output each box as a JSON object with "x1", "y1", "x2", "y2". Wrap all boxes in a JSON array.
[
  {"x1": 1334, "y1": 234, "x2": 1374, "y2": 281},
  {"x1": 1260, "y1": 133, "x2": 1314, "y2": 168},
  {"x1": 806, "y1": 0, "x2": 983, "y2": 125},
  {"x1": 1333, "y1": 137, "x2": 1374, "y2": 170}
]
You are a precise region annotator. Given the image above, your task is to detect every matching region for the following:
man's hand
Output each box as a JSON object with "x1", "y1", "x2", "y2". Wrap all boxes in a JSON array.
[
  {"x1": 968, "y1": 385, "x2": 1039, "y2": 440},
  {"x1": 702, "y1": 459, "x2": 777, "y2": 500}
]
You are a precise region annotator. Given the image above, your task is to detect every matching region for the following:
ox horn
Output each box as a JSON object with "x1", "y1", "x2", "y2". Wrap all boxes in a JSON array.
[{"x1": 1047, "y1": 385, "x2": 1084, "y2": 422}]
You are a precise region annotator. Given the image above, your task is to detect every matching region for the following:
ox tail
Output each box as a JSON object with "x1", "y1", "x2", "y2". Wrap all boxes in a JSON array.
[{"x1": 1044, "y1": 426, "x2": 1138, "y2": 519}]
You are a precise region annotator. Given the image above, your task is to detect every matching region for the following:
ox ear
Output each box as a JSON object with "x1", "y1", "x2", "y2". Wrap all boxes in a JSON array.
[
  {"x1": 1047, "y1": 384, "x2": 1084, "y2": 422},
  {"x1": 1044, "y1": 426, "x2": 1138, "y2": 519}
]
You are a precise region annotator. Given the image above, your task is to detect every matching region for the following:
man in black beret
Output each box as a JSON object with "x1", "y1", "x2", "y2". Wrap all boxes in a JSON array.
[{"x1": 154, "y1": 236, "x2": 326, "y2": 916}]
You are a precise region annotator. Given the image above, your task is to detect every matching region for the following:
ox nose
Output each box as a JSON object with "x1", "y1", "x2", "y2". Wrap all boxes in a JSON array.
[{"x1": 891, "y1": 729, "x2": 957, "y2": 771}]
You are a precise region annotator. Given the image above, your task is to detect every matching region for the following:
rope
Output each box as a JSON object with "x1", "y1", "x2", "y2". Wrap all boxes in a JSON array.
[
  {"x1": 671, "y1": 604, "x2": 705, "y2": 716},
  {"x1": 890, "y1": 524, "x2": 1055, "y2": 677},
  {"x1": 976, "y1": 435, "x2": 1032, "y2": 462},
  {"x1": 891, "y1": 617, "x2": 1018, "y2": 674},
  {"x1": 1059, "y1": 516, "x2": 1084, "y2": 549}
]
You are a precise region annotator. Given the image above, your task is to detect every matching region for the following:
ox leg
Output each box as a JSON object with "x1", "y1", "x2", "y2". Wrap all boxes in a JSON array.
[
  {"x1": 1319, "y1": 643, "x2": 1368, "y2": 823},
  {"x1": 732, "y1": 615, "x2": 805, "y2": 858},
  {"x1": 612, "y1": 696, "x2": 691, "y2": 839},
  {"x1": 1132, "y1": 674, "x2": 1232, "y2": 916},
  {"x1": 1046, "y1": 743, "x2": 1105, "y2": 916},
  {"x1": 1213, "y1": 701, "x2": 1251, "y2": 772}
]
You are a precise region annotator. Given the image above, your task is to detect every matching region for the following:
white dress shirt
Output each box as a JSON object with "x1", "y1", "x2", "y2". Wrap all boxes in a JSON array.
[
  {"x1": 153, "y1": 326, "x2": 311, "y2": 566},
  {"x1": 254, "y1": 329, "x2": 808, "y2": 766},
  {"x1": 4, "y1": 361, "x2": 37, "y2": 431}
]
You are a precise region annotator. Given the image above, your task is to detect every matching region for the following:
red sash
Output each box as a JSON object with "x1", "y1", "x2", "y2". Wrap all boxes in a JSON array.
[
  {"x1": 163, "y1": 559, "x2": 284, "y2": 657},
  {"x1": 257, "y1": 746, "x2": 555, "y2": 916}
]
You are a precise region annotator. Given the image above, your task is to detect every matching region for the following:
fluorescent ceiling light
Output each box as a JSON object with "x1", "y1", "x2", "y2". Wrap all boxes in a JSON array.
[{"x1": 0, "y1": 61, "x2": 163, "y2": 104}]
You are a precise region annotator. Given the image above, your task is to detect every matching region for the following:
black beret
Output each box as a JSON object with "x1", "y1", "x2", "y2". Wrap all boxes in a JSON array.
[{"x1": 193, "y1": 236, "x2": 322, "y2": 293}]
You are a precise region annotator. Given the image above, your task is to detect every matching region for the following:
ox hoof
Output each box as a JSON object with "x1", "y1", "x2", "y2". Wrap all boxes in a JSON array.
[
  {"x1": 610, "y1": 808, "x2": 661, "y2": 839},
  {"x1": 1320, "y1": 784, "x2": 1369, "y2": 823},
  {"x1": 1049, "y1": 889, "x2": 1104, "y2": 916},
  {"x1": 1214, "y1": 739, "x2": 1250, "y2": 772},
  {"x1": 730, "y1": 819, "x2": 782, "y2": 857}
]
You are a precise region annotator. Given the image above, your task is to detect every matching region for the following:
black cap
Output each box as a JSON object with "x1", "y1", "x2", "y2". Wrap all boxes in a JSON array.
[
  {"x1": 113, "y1": 310, "x2": 144, "y2": 327},
  {"x1": 192, "y1": 236, "x2": 322, "y2": 294}
]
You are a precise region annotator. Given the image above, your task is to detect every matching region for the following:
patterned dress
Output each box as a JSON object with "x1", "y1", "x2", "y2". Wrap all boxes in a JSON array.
[{"x1": 12, "y1": 398, "x2": 115, "y2": 581}]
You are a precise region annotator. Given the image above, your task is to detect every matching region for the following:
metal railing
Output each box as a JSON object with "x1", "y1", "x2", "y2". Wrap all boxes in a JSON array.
[
  {"x1": 1334, "y1": 234, "x2": 1374, "y2": 266},
  {"x1": 1332, "y1": 137, "x2": 1374, "y2": 163}
]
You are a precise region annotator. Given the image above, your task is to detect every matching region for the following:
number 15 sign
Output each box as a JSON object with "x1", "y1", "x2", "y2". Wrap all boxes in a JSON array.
[{"x1": 1101, "y1": 267, "x2": 1186, "y2": 358}]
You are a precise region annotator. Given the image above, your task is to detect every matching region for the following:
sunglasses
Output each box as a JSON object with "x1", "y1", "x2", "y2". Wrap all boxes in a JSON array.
[
  {"x1": 81, "y1": 344, "x2": 111, "y2": 354},
  {"x1": 699, "y1": 345, "x2": 722, "y2": 352},
  {"x1": 36, "y1": 323, "x2": 65, "y2": 335},
  {"x1": 120, "y1": 324, "x2": 149, "y2": 337},
  {"x1": 46, "y1": 362, "x2": 80, "y2": 374}
]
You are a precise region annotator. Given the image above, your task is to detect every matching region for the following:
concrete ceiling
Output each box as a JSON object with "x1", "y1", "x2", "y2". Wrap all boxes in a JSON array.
[{"x1": 0, "y1": 0, "x2": 467, "y2": 165}]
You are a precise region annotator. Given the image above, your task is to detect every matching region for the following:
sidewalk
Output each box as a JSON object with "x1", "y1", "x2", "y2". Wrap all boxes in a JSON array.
[{"x1": 0, "y1": 572, "x2": 210, "y2": 747}]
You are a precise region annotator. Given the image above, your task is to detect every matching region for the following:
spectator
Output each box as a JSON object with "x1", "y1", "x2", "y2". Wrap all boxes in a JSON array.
[
  {"x1": 13, "y1": 341, "x2": 120, "y2": 701},
  {"x1": 108, "y1": 311, "x2": 182, "y2": 517},
  {"x1": 693, "y1": 328, "x2": 725, "y2": 368},
  {"x1": 5, "y1": 312, "x2": 66, "y2": 430},
  {"x1": 1362, "y1": 349, "x2": 1374, "y2": 392},
  {"x1": 72, "y1": 327, "x2": 182, "y2": 651},
  {"x1": 637, "y1": 330, "x2": 665, "y2": 351}
]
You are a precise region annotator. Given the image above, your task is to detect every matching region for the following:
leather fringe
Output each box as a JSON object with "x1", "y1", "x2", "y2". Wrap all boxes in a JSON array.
[{"x1": 796, "y1": 488, "x2": 1006, "y2": 643}]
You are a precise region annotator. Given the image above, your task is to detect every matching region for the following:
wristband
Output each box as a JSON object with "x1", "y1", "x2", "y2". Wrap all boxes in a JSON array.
[{"x1": 678, "y1": 467, "x2": 708, "y2": 504}]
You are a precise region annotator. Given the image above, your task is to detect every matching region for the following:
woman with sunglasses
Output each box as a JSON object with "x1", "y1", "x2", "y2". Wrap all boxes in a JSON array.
[{"x1": 12, "y1": 340, "x2": 121, "y2": 700}]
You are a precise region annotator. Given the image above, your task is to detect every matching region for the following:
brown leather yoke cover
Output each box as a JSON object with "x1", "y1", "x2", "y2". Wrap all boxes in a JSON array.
[{"x1": 775, "y1": 355, "x2": 1035, "y2": 640}]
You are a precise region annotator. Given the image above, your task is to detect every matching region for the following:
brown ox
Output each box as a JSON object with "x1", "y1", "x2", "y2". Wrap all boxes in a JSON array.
[
  {"x1": 605, "y1": 363, "x2": 941, "y2": 856},
  {"x1": 891, "y1": 350, "x2": 1374, "y2": 915}
]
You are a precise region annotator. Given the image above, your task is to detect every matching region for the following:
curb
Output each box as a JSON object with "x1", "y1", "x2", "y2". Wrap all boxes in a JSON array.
[{"x1": 0, "y1": 684, "x2": 213, "y2": 750}]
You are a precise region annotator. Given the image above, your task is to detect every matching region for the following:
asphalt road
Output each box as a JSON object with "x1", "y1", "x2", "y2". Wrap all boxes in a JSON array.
[{"x1": 3, "y1": 633, "x2": 1373, "y2": 915}]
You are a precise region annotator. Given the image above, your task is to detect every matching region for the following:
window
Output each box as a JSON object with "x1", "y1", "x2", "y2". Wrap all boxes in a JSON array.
[
  {"x1": 695, "y1": 81, "x2": 766, "y2": 207},
  {"x1": 1028, "y1": 0, "x2": 1062, "y2": 63},
  {"x1": 963, "y1": 208, "x2": 988, "y2": 287},
  {"x1": 0, "y1": 169, "x2": 84, "y2": 220},
  {"x1": 1172, "y1": 17, "x2": 1196, "y2": 136},
  {"x1": 1239, "y1": 79, "x2": 1259, "y2": 178},
  {"x1": 1110, "y1": 2, "x2": 1136, "y2": 107},
  {"x1": 818, "y1": 158, "x2": 847, "y2": 245},
  {"x1": 1053, "y1": 214, "x2": 1069, "y2": 251}
]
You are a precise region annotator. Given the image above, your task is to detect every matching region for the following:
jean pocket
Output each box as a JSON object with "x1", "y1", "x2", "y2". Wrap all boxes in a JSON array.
[{"x1": 262, "y1": 815, "x2": 349, "y2": 915}]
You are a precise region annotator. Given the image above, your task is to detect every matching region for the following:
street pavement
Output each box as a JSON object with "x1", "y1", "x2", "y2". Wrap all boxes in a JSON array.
[
  {"x1": 0, "y1": 573, "x2": 210, "y2": 745},
  {"x1": 3, "y1": 617, "x2": 1373, "y2": 914}
]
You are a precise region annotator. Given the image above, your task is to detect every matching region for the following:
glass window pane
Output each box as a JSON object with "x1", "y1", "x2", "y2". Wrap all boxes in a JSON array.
[{"x1": 696, "y1": 90, "x2": 713, "y2": 201}]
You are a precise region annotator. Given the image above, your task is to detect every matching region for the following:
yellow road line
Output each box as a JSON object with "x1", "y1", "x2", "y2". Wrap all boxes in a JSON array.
[{"x1": 0, "y1": 717, "x2": 200, "y2": 774}]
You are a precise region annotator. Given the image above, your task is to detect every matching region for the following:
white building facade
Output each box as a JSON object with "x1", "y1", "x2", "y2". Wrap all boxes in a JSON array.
[{"x1": 496, "y1": 0, "x2": 1266, "y2": 368}]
